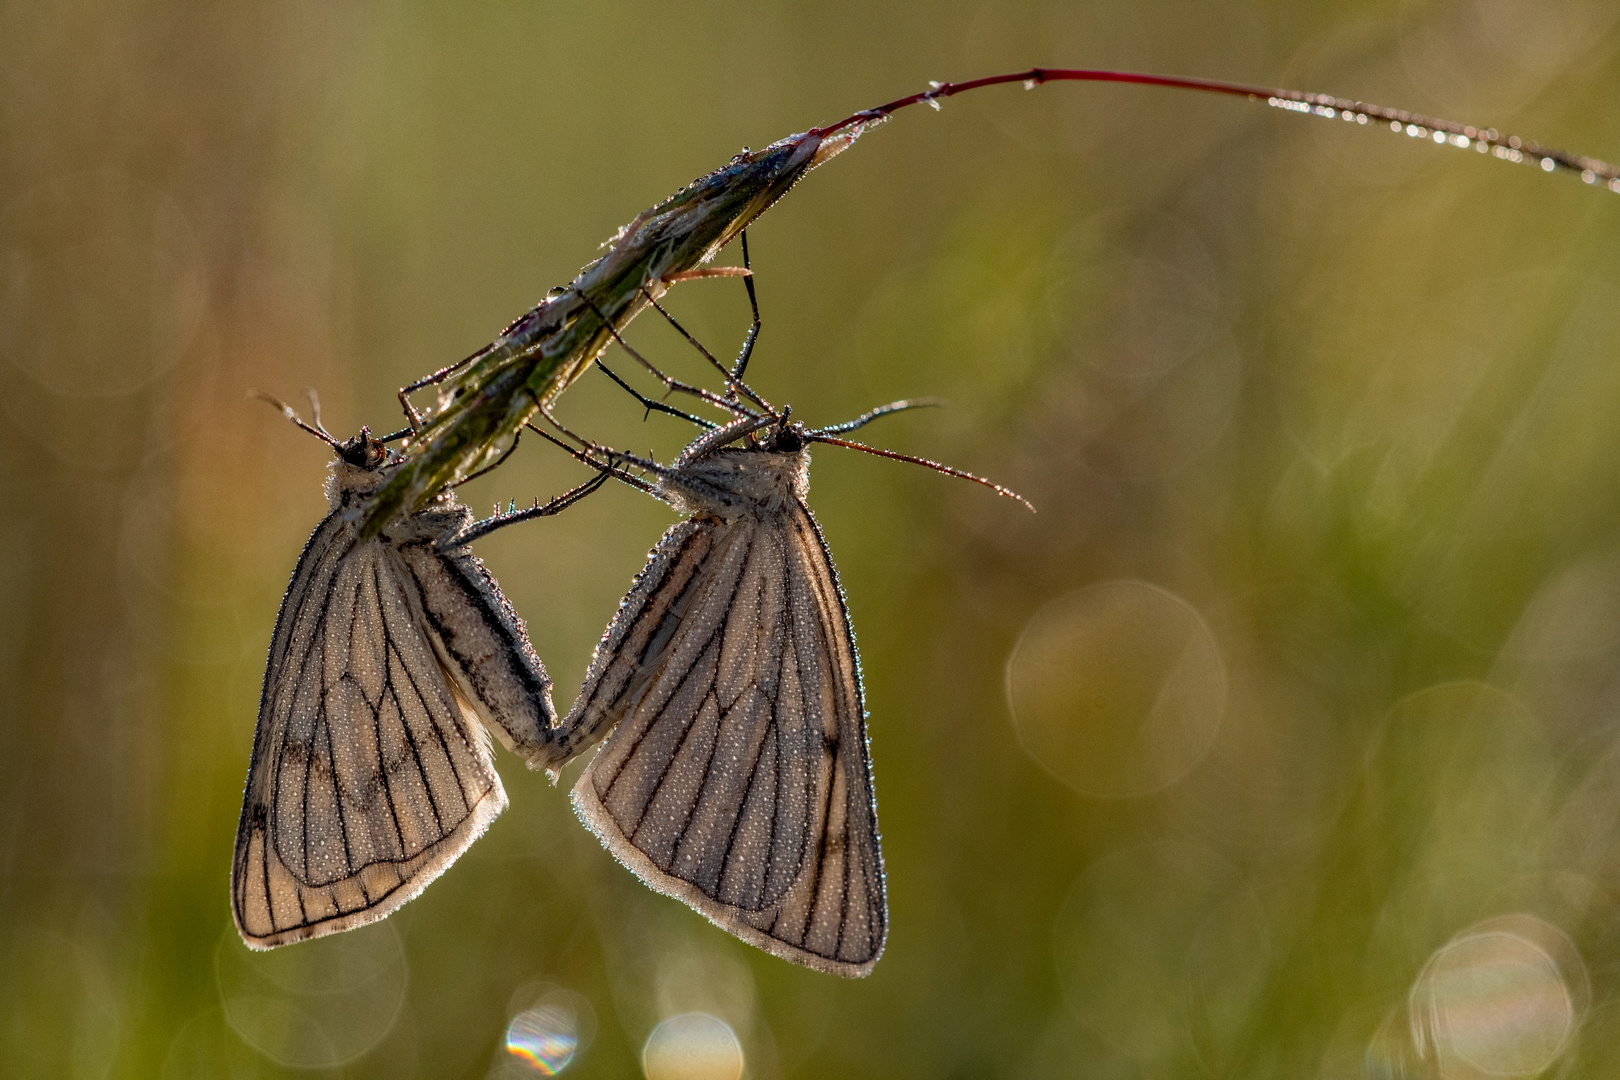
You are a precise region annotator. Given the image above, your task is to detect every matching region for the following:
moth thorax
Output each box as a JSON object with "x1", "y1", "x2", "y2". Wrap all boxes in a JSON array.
[{"x1": 665, "y1": 447, "x2": 811, "y2": 517}]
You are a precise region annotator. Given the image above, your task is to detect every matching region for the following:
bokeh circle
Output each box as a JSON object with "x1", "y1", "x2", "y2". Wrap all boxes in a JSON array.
[
  {"x1": 641, "y1": 1013, "x2": 744, "y2": 1080},
  {"x1": 214, "y1": 922, "x2": 407, "y2": 1069},
  {"x1": 1007, "y1": 580, "x2": 1226, "y2": 797}
]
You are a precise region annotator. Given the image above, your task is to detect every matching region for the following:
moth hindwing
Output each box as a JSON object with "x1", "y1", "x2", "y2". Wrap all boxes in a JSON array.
[
  {"x1": 232, "y1": 427, "x2": 557, "y2": 948},
  {"x1": 556, "y1": 431, "x2": 887, "y2": 978}
]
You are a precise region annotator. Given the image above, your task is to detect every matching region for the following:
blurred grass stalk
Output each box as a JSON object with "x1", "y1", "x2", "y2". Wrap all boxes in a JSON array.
[
  {"x1": 361, "y1": 68, "x2": 1620, "y2": 538},
  {"x1": 362, "y1": 125, "x2": 865, "y2": 536}
]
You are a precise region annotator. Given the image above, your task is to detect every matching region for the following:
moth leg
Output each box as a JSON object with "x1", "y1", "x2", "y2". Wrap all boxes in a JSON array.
[
  {"x1": 653, "y1": 229, "x2": 763, "y2": 390},
  {"x1": 731, "y1": 230, "x2": 762, "y2": 386},
  {"x1": 571, "y1": 288, "x2": 754, "y2": 420},
  {"x1": 523, "y1": 386, "x2": 626, "y2": 465},
  {"x1": 448, "y1": 429, "x2": 523, "y2": 488},
  {"x1": 394, "y1": 340, "x2": 499, "y2": 435},
  {"x1": 637, "y1": 286, "x2": 771, "y2": 416},
  {"x1": 635, "y1": 233, "x2": 770, "y2": 414},
  {"x1": 594, "y1": 359, "x2": 717, "y2": 430},
  {"x1": 443, "y1": 406, "x2": 670, "y2": 549},
  {"x1": 519, "y1": 382, "x2": 738, "y2": 508},
  {"x1": 659, "y1": 267, "x2": 752, "y2": 284},
  {"x1": 445, "y1": 469, "x2": 616, "y2": 548}
]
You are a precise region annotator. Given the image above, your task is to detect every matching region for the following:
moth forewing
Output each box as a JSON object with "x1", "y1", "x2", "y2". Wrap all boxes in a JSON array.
[
  {"x1": 395, "y1": 507, "x2": 555, "y2": 758},
  {"x1": 560, "y1": 441, "x2": 888, "y2": 978},
  {"x1": 233, "y1": 429, "x2": 559, "y2": 949}
]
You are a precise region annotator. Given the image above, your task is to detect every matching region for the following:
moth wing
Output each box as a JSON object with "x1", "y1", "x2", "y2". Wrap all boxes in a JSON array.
[
  {"x1": 232, "y1": 515, "x2": 506, "y2": 949},
  {"x1": 395, "y1": 518, "x2": 557, "y2": 761},
  {"x1": 550, "y1": 517, "x2": 715, "y2": 767},
  {"x1": 568, "y1": 506, "x2": 888, "y2": 977}
]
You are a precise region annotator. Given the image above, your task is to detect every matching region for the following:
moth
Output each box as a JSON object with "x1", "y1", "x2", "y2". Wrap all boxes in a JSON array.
[
  {"x1": 233, "y1": 400, "x2": 597, "y2": 948},
  {"x1": 535, "y1": 278, "x2": 1028, "y2": 976}
]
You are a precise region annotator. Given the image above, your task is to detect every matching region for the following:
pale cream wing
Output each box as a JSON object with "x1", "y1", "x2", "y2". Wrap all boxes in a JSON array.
[
  {"x1": 569, "y1": 504, "x2": 888, "y2": 976},
  {"x1": 232, "y1": 515, "x2": 505, "y2": 948}
]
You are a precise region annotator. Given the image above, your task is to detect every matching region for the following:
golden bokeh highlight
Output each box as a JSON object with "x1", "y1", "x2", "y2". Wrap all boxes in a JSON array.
[
  {"x1": 1006, "y1": 581, "x2": 1225, "y2": 797},
  {"x1": 641, "y1": 1014, "x2": 744, "y2": 1080}
]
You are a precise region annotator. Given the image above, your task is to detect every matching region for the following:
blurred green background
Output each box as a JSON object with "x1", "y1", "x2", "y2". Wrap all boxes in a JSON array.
[{"x1": 5, "y1": 1, "x2": 1620, "y2": 1077}]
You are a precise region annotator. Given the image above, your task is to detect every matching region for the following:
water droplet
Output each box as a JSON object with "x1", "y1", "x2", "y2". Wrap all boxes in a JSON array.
[{"x1": 642, "y1": 1014, "x2": 743, "y2": 1080}]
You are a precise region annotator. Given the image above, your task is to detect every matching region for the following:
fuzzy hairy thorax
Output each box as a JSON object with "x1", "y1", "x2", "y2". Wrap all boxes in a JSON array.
[
  {"x1": 324, "y1": 428, "x2": 394, "y2": 509},
  {"x1": 659, "y1": 443, "x2": 812, "y2": 520}
]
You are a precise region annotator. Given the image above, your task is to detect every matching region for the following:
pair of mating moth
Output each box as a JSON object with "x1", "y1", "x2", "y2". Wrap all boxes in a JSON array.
[{"x1": 230, "y1": 276, "x2": 1024, "y2": 978}]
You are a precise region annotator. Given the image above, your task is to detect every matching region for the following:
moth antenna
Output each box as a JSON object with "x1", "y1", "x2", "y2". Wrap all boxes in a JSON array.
[
  {"x1": 251, "y1": 390, "x2": 342, "y2": 451},
  {"x1": 377, "y1": 428, "x2": 414, "y2": 444},
  {"x1": 305, "y1": 388, "x2": 333, "y2": 440},
  {"x1": 811, "y1": 435, "x2": 1034, "y2": 511},
  {"x1": 815, "y1": 398, "x2": 943, "y2": 435}
]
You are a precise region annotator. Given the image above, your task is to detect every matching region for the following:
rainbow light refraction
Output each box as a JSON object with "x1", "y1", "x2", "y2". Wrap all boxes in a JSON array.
[{"x1": 505, "y1": 1003, "x2": 578, "y2": 1075}]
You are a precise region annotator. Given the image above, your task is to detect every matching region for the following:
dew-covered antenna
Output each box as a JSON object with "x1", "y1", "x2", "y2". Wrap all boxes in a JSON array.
[
  {"x1": 252, "y1": 390, "x2": 342, "y2": 451},
  {"x1": 808, "y1": 429, "x2": 1033, "y2": 511}
]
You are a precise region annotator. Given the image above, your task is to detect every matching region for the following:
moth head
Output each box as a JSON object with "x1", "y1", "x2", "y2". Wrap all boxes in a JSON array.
[
  {"x1": 335, "y1": 427, "x2": 391, "y2": 471},
  {"x1": 256, "y1": 390, "x2": 401, "y2": 472},
  {"x1": 752, "y1": 419, "x2": 810, "y2": 455},
  {"x1": 254, "y1": 392, "x2": 407, "y2": 510}
]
